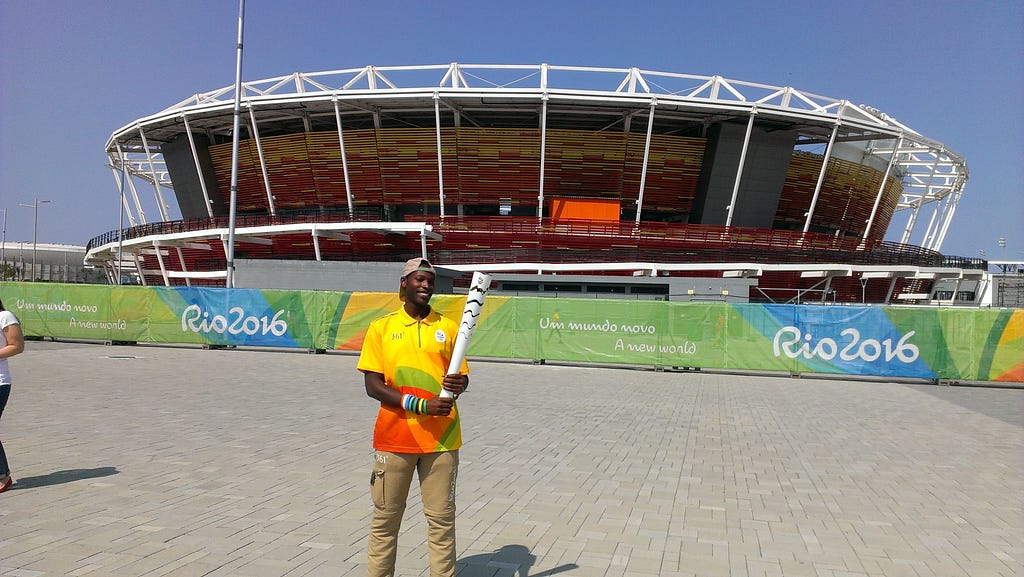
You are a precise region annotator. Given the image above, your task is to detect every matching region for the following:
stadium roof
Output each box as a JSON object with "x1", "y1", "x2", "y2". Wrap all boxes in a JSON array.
[{"x1": 106, "y1": 63, "x2": 967, "y2": 249}]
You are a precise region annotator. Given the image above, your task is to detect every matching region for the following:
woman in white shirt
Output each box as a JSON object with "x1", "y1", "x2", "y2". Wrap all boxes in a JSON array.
[{"x1": 0, "y1": 298, "x2": 25, "y2": 493}]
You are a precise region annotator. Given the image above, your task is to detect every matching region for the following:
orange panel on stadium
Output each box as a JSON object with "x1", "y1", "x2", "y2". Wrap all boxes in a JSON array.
[{"x1": 549, "y1": 198, "x2": 620, "y2": 222}]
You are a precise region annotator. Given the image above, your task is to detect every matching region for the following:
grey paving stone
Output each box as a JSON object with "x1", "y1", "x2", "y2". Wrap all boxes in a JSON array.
[{"x1": 0, "y1": 341, "x2": 1020, "y2": 577}]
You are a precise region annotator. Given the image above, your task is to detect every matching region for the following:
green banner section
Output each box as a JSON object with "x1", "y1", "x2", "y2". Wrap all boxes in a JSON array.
[
  {"x1": 1, "y1": 283, "x2": 150, "y2": 342},
  {"x1": 2, "y1": 282, "x2": 1021, "y2": 382}
]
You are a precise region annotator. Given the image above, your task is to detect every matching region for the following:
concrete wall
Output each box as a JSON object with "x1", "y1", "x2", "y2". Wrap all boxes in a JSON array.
[
  {"x1": 234, "y1": 259, "x2": 457, "y2": 294},
  {"x1": 490, "y1": 273, "x2": 756, "y2": 302},
  {"x1": 233, "y1": 262, "x2": 755, "y2": 302},
  {"x1": 690, "y1": 122, "x2": 797, "y2": 228},
  {"x1": 162, "y1": 134, "x2": 225, "y2": 219}
]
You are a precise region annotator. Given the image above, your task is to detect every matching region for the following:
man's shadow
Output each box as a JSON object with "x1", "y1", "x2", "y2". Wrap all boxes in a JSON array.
[
  {"x1": 458, "y1": 544, "x2": 578, "y2": 577},
  {"x1": 6, "y1": 467, "x2": 119, "y2": 490}
]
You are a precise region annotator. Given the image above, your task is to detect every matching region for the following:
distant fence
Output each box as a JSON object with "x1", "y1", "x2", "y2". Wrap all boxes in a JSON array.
[{"x1": 2, "y1": 282, "x2": 1021, "y2": 383}]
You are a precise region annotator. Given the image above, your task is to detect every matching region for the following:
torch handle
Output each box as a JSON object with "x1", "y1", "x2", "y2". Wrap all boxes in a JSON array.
[{"x1": 441, "y1": 272, "x2": 492, "y2": 398}]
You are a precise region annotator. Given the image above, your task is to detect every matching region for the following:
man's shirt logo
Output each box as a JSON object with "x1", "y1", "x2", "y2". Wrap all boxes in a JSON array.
[{"x1": 391, "y1": 333, "x2": 403, "y2": 341}]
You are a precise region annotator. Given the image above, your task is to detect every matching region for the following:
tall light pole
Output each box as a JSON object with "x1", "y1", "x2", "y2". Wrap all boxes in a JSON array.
[
  {"x1": 998, "y1": 237, "x2": 1008, "y2": 275},
  {"x1": 19, "y1": 199, "x2": 51, "y2": 281},
  {"x1": 226, "y1": 0, "x2": 246, "y2": 288},
  {"x1": 1, "y1": 208, "x2": 7, "y2": 278}
]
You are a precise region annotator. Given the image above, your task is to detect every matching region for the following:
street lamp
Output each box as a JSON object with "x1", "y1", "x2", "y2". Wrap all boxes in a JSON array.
[
  {"x1": 19, "y1": 198, "x2": 51, "y2": 281},
  {"x1": 1, "y1": 208, "x2": 6, "y2": 277}
]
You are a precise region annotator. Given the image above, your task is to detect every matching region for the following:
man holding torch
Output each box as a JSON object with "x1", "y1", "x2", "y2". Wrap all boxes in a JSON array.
[{"x1": 357, "y1": 258, "x2": 469, "y2": 577}]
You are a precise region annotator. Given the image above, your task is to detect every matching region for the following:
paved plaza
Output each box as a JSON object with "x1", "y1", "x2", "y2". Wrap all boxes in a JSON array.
[{"x1": 0, "y1": 340, "x2": 1021, "y2": 577}]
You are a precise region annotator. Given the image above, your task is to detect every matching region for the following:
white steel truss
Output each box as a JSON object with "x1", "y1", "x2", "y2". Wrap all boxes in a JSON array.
[{"x1": 105, "y1": 63, "x2": 968, "y2": 251}]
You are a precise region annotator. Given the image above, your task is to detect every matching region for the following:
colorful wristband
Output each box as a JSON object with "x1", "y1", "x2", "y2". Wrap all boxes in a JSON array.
[{"x1": 401, "y1": 393, "x2": 428, "y2": 414}]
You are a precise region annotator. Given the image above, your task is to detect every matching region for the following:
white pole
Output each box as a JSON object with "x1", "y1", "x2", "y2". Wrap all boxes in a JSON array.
[
  {"x1": 333, "y1": 98, "x2": 355, "y2": 218},
  {"x1": 226, "y1": 0, "x2": 245, "y2": 288},
  {"x1": 247, "y1": 106, "x2": 276, "y2": 215},
  {"x1": 537, "y1": 93, "x2": 548, "y2": 220},
  {"x1": 803, "y1": 119, "x2": 841, "y2": 233},
  {"x1": 1, "y1": 208, "x2": 6, "y2": 273},
  {"x1": 725, "y1": 108, "x2": 756, "y2": 227},
  {"x1": 118, "y1": 161, "x2": 126, "y2": 285},
  {"x1": 182, "y1": 114, "x2": 215, "y2": 217},
  {"x1": 863, "y1": 136, "x2": 902, "y2": 242},
  {"x1": 19, "y1": 199, "x2": 51, "y2": 282},
  {"x1": 634, "y1": 99, "x2": 657, "y2": 227},
  {"x1": 434, "y1": 92, "x2": 446, "y2": 219}
]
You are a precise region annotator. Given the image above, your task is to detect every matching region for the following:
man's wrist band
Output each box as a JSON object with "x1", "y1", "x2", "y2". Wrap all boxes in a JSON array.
[{"x1": 401, "y1": 393, "x2": 428, "y2": 414}]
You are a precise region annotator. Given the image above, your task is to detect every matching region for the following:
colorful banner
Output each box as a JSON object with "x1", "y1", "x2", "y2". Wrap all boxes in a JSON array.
[
  {"x1": 0, "y1": 283, "x2": 150, "y2": 342},
  {"x1": 2, "y1": 282, "x2": 1021, "y2": 382},
  {"x1": 150, "y1": 287, "x2": 310, "y2": 348}
]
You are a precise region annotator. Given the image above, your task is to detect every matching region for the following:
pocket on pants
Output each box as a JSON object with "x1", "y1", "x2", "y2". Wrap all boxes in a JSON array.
[{"x1": 371, "y1": 469, "x2": 386, "y2": 507}]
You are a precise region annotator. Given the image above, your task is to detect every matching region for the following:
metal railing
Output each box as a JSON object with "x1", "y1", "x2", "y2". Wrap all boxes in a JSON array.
[{"x1": 89, "y1": 210, "x2": 942, "y2": 268}]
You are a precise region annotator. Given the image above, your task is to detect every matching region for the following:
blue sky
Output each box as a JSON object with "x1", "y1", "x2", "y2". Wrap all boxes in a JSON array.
[{"x1": 1, "y1": 0, "x2": 1021, "y2": 261}]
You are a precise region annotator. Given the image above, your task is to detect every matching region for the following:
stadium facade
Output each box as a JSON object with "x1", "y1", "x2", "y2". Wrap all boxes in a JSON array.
[{"x1": 84, "y1": 63, "x2": 981, "y2": 303}]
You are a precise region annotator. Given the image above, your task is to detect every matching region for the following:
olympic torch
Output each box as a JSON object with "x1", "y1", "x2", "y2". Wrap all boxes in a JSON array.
[{"x1": 441, "y1": 271, "x2": 493, "y2": 398}]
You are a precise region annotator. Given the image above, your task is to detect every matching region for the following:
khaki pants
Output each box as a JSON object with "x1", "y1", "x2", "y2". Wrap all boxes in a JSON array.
[{"x1": 367, "y1": 450, "x2": 458, "y2": 577}]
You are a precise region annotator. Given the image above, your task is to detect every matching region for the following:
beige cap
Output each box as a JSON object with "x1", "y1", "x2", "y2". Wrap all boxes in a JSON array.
[
  {"x1": 401, "y1": 257, "x2": 436, "y2": 279},
  {"x1": 399, "y1": 258, "x2": 436, "y2": 299}
]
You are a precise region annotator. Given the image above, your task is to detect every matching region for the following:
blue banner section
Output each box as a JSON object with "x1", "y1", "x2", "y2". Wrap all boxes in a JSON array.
[
  {"x1": 162, "y1": 287, "x2": 300, "y2": 348},
  {"x1": 757, "y1": 305, "x2": 936, "y2": 378}
]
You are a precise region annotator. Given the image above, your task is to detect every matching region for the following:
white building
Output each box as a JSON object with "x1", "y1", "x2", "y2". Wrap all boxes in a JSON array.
[{"x1": 0, "y1": 242, "x2": 105, "y2": 283}]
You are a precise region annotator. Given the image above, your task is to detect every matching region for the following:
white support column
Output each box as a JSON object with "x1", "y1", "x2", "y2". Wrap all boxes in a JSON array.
[
  {"x1": 934, "y1": 188, "x2": 962, "y2": 250},
  {"x1": 821, "y1": 276, "x2": 834, "y2": 303},
  {"x1": 900, "y1": 201, "x2": 923, "y2": 245},
  {"x1": 921, "y1": 197, "x2": 944, "y2": 250},
  {"x1": 137, "y1": 126, "x2": 171, "y2": 221},
  {"x1": 220, "y1": 235, "x2": 230, "y2": 270},
  {"x1": 537, "y1": 92, "x2": 549, "y2": 220},
  {"x1": 905, "y1": 156, "x2": 942, "y2": 246},
  {"x1": 725, "y1": 107, "x2": 757, "y2": 227},
  {"x1": 950, "y1": 276, "x2": 962, "y2": 304},
  {"x1": 103, "y1": 262, "x2": 116, "y2": 285},
  {"x1": 367, "y1": 65, "x2": 378, "y2": 90},
  {"x1": 634, "y1": 98, "x2": 658, "y2": 227},
  {"x1": 133, "y1": 252, "x2": 148, "y2": 286},
  {"x1": 901, "y1": 156, "x2": 941, "y2": 245},
  {"x1": 176, "y1": 246, "x2": 191, "y2": 287},
  {"x1": 434, "y1": 92, "x2": 446, "y2": 219},
  {"x1": 453, "y1": 106, "x2": 463, "y2": 217},
  {"x1": 311, "y1": 230, "x2": 322, "y2": 261},
  {"x1": 925, "y1": 169, "x2": 958, "y2": 251},
  {"x1": 934, "y1": 196, "x2": 954, "y2": 250},
  {"x1": 536, "y1": 61, "x2": 550, "y2": 220},
  {"x1": 153, "y1": 243, "x2": 170, "y2": 286},
  {"x1": 884, "y1": 276, "x2": 898, "y2": 304},
  {"x1": 803, "y1": 108, "x2": 843, "y2": 233},
  {"x1": 182, "y1": 114, "x2": 215, "y2": 217},
  {"x1": 116, "y1": 141, "x2": 148, "y2": 224},
  {"x1": 333, "y1": 97, "x2": 355, "y2": 217},
  {"x1": 247, "y1": 105, "x2": 276, "y2": 215},
  {"x1": 114, "y1": 157, "x2": 126, "y2": 285},
  {"x1": 124, "y1": 169, "x2": 148, "y2": 225},
  {"x1": 420, "y1": 226, "x2": 428, "y2": 258},
  {"x1": 975, "y1": 274, "x2": 989, "y2": 306},
  {"x1": 863, "y1": 136, "x2": 903, "y2": 242},
  {"x1": 109, "y1": 164, "x2": 139, "y2": 227}
]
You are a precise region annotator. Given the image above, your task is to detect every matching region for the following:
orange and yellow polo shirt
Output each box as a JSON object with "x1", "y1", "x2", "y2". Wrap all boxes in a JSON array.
[{"x1": 357, "y1": 306, "x2": 469, "y2": 453}]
